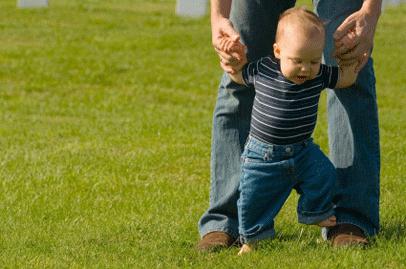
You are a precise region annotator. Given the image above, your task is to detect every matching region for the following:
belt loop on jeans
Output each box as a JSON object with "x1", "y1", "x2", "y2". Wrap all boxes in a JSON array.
[
  {"x1": 264, "y1": 144, "x2": 273, "y2": 161},
  {"x1": 264, "y1": 151, "x2": 270, "y2": 161}
]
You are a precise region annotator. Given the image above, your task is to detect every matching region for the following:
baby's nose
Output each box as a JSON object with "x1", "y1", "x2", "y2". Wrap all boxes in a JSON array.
[{"x1": 301, "y1": 63, "x2": 311, "y2": 71}]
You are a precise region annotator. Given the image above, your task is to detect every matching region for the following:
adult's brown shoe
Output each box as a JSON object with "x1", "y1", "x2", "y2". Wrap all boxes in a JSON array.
[
  {"x1": 196, "y1": 232, "x2": 236, "y2": 252},
  {"x1": 328, "y1": 224, "x2": 369, "y2": 247}
]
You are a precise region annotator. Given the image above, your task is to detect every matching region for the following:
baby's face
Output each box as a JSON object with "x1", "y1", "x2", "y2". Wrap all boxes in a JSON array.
[{"x1": 274, "y1": 33, "x2": 324, "y2": 85}]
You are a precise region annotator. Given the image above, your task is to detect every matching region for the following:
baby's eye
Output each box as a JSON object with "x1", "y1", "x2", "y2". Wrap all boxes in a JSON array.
[
  {"x1": 311, "y1": 61, "x2": 320, "y2": 65},
  {"x1": 292, "y1": 59, "x2": 302, "y2": 64}
]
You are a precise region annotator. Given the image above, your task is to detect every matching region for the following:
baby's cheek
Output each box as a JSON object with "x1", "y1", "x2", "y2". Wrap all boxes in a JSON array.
[
  {"x1": 283, "y1": 65, "x2": 296, "y2": 77},
  {"x1": 313, "y1": 65, "x2": 321, "y2": 76}
]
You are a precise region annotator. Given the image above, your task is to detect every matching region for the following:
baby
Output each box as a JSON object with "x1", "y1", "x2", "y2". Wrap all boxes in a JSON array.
[{"x1": 219, "y1": 7, "x2": 358, "y2": 255}]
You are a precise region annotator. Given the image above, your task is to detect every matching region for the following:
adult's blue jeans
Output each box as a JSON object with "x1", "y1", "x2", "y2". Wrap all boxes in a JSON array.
[
  {"x1": 238, "y1": 136, "x2": 336, "y2": 244},
  {"x1": 315, "y1": 0, "x2": 380, "y2": 237},
  {"x1": 198, "y1": 0, "x2": 380, "y2": 238}
]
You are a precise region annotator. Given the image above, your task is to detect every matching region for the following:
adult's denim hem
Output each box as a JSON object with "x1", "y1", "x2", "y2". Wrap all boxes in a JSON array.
[
  {"x1": 199, "y1": 226, "x2": 239, "y2": 240},
  {"x1": 298, "y1": 208, "x2": 335, "y2": 225},
  {"x1": 321, "y1": 218, "x2": 379, "y2": 241},
  {"x1": 335, "y1": 218, "x2": 378, "y2": 237},
  {"x1": 240, "y1": 229, "x2": 275, "y2": 244}
]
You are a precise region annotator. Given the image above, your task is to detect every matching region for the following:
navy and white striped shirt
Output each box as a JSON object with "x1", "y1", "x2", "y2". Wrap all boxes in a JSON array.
[{"x1": 242, "y1": 56, "x2": 339, "y2": 145}]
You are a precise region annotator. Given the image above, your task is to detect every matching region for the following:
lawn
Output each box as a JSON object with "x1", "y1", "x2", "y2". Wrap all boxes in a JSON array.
[{"x1": 0, "y1": 0, "x2": 405, "y2": 268}]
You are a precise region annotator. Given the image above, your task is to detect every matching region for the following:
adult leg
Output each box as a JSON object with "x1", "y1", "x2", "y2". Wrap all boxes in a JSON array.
[
  {"x1": 197, "y1": 0, "x2": 295, "y2": 251},
  {"x1": 314, "y1": 0, "x2": 380, "y2": 242},
  {"x1": 198, "y1": 76, "x2": 254, "y2": 243}
]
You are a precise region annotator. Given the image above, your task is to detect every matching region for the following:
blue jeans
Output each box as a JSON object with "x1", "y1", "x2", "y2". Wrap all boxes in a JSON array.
[
  {"x1": 238, "y1": 136, "x2": 336, "y2": 243},
  {"x1": 198, "y1": 0, "x2": 380, "y2": 238},
  {"x1": 315, "y1": 0, "x2": 380, "y2": 237}
]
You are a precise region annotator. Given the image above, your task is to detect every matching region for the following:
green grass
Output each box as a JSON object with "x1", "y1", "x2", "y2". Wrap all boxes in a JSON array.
[{"x1": 0, "y1": 1, "x2": 405, "y2": 267}]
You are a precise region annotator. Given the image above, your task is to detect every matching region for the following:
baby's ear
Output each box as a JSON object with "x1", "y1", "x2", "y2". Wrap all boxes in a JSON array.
[{"x1": 273, "y1": 43, "x2": 281, "y2": 59}]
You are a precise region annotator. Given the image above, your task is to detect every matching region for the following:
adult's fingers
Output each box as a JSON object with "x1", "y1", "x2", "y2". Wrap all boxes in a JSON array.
[
  {"x1": 337, "y1": 47, "x2": 360, "y2": 61},
  {"x1": 213, "y1": 20, "x2": 240, "y2": 48},
  {"x1": 220, "y1": 55, "x2": 241, "y2": 66},
  {"x1": 339, "y1": 43, "x2": 370, "y2": 61},
  {"x1": 219, "y1": 38, "x2": 234, "y2": 53},
  {"x1": 340, "y1": 32, "x2": 358, "y2": 50},
  {"x1": 215, "y1": 47, "x2": 236, "y2": 62},
  {"x1": 337, "y1": 57, "x2": 358, "y2": 67},
  {"x1": 334, "y1": 43, "x2": 352, "y2": 58},
  {"x1": 219, "y1": 21, "x2": 240, "y2": 42},
  {"x1": 222, "y1": 26, "x2": 239, "y2": 41},
  {"x1": 334, "y1": 15, "x2": 356, "y2": 41},
  {"x1": 335, "y1": 37, "x2": 370, "y2": 61},
  {"x1": 225, "y1": 39, "x2": 234, "y2": 53},
  {"x1": 355, "y1": 52, "x2": 369, "y2": 72},
  {"x1": 218, "y1": 38, "x2": 226, "y2": 52}
]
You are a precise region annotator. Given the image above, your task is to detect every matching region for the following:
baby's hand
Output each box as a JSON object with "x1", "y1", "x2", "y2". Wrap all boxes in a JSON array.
[
  {"x1": 218, "y1": 36, "x2": 247, "y2": 74},
  {"x1": 334, "y1": 29, "x2": 358, "y2": 66},
  {"x1": 219, "y1": 37, "x2": 244, "y2": 53},
  {"x1": 219, "y1": 36, "x2": 246, "y2": 62},
  {"x1": 336, "y1": 29, "x2": 357, "y2": 51}
]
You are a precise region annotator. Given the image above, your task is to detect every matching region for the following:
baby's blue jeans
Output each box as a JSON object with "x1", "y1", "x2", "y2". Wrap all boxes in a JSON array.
[{"x1": 238, "y1": 136, "x2": 336, "y2": 243}]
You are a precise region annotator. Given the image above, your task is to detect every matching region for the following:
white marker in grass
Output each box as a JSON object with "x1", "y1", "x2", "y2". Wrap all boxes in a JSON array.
[
  {"x1": 382, "y1": 0, "x2": 405, "y2": 10},
  {"x1": 176, "y1": 0, "x2": 207, "y2": 18},
  {"x1": 17, "y1": 0, "x2": 48, "y2": 8}
]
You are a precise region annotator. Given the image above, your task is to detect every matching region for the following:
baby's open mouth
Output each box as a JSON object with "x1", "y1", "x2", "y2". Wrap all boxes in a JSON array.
[{"x1": 297, "y1": 75, "x2": 307, "y2": 80}]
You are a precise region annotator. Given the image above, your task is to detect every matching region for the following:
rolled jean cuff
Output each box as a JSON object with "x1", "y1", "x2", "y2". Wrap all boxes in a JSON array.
[
  {"x1": 240, "y1": 229, "x2": 275, "y2": 244},
  {"x1": 321, "y1": 220, "x2": 378, "y2": 241},
  {"x1": 298, "y1": 208, "x2": 335, "y2": 225},
  {"x1": 334, "y1": 212, "x2": 379, "y2": 237}
]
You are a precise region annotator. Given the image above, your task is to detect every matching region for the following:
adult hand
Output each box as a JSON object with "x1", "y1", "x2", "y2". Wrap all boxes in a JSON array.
[
  {"x1": 212, "y1": 17, "x2": 246, "y2": 74},
  {"x1": 333, "y1": 7, "x2": 380, "y2": 72}
]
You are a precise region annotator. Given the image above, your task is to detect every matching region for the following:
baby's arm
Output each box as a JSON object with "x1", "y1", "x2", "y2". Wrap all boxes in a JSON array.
[
  {"x1": 335, "y1": 61, "x2": 358, "y2": 89},
  {"x1": 228, "y1": 57, "x2": 247, "y2": 84},
  {"x1": 219, "y1": 37, "x2": 247, "y2": 84}
]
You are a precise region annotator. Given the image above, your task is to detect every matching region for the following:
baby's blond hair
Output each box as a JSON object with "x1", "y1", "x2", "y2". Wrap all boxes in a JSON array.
[{"x1": 275, "y1": 7, "x2": 325, "y2": 44}]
